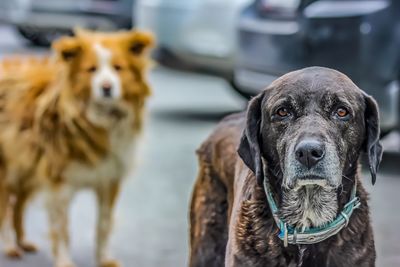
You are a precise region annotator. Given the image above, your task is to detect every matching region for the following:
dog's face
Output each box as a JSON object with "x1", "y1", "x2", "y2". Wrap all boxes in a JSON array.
[
  {"x1": 238, "y1": 67, "x2": 383, "y2": 189},
  {"x1": 261, "y1": 70, "x2": 371, "y2": 189},
  {"x1": 52, "y1": 29, "x2": 154, "y2": 126}
]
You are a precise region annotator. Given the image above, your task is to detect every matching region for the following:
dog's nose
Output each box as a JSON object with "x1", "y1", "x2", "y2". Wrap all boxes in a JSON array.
[
  {"x1": 295, "y1": 140, "x2": 325, "y2": 169},
  {"x1": 102, "y1": 82, "x2": 112, "y2": 97}
]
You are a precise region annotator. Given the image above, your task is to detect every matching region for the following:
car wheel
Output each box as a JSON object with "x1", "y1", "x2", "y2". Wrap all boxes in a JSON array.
[
  {"x1": 17, "y1": 26, "x2": 71, "y2": 46},
  {"x1": 380, "y1": 130, "x2": 391, "y2": 139},
  {"x1": 228, "y1": 78, "x2": 253, "y2": 100}
]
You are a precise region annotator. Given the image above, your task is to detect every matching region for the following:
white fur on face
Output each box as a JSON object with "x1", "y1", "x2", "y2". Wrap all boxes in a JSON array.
[{"x1": 91, "y1": 43, "x2": 122, "y2": 101}]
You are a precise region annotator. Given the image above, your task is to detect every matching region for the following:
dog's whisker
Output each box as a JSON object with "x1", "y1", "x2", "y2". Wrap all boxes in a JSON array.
[
  {"x1": 297, "y1": 245, "x2": 307, "y2": 267},
  {"x1": 342, "y1": 175, "x2": 353, "y2": 182},
  {"x1": 338, "y1": 184, "x2": 344, "y2": 196}
]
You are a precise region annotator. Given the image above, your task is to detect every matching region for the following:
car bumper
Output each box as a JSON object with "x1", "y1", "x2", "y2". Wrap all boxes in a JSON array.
[
  {"x1": 154, "y1": 47, "x2": 232, "y2": 78},
  {"x1": 0, "y1": 0, "x2": 131, "y2": 31},
  {"x1": 4, "y1": 11, "x2": 121, "y2": 30}
]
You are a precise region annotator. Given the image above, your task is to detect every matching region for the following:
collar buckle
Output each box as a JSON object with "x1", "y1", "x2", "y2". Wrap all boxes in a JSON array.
[{"x1": 283, "y1": 223, "x2": 288, "y2": 247}]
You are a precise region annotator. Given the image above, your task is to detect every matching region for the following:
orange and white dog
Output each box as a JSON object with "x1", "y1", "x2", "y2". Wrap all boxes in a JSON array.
[{"x1": 0, "y1": 29, "x2": 154, "y2": 267}]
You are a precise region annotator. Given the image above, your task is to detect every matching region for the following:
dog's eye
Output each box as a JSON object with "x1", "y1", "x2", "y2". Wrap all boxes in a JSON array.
[
  {"x1": 336, "y1": 107, "x2": 349, "y2": 118},
  {"x1": 114, "y1": 64, "x2": 122, "y2": 71},
  {"x1": 277, "y1": 107, "x2": 290, "y2": 117},
  {"x1": 87, "y1": 66, "x2": 97, "y2": 73}
]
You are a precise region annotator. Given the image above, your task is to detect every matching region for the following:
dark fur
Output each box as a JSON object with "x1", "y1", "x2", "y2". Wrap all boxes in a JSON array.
[{"x1": 189, "y1": 67, "x2": 382, "y2": 267}]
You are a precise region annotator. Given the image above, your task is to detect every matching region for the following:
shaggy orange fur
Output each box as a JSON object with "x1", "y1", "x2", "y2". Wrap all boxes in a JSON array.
[{"x1": 0, "y1": 29, "x2": 154, "y2": 267}]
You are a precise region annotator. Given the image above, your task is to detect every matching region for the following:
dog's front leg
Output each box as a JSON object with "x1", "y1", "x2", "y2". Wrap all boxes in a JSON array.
[
  {"x1": 96, "y1": 179, "x2": 121, "y2": 267},
  {"x1": 46, "y1": 185, "x2": 75, "y2": 267},
  {"x1": 2, "y1": 195, "x2": 21, "y2": 258},
  {"x1": 13, "y1": 190, "x2": 38, "y2": 253}
]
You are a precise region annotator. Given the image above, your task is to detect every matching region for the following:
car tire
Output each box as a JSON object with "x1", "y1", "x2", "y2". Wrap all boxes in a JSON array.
[
  {"x1": 17, "y1": 26, "x2": 71, "y2": 46},
  {"x1": 229, "y1": 78, "x2": 253, "y2": 100},
  {"x1": 380, "y1": 130, "x2": 391, "y2": 139}
]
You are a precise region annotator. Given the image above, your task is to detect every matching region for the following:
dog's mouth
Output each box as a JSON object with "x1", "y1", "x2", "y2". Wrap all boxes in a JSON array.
[
  {"x1": 89, "y1": 101, "x2": 128, "y2": 120},
  {"x1": 294, "y1": 175, "x2": 328, "y2": 189},
  {"x1": 87, "y1": 102, "x2": 128, "y2": 126}
]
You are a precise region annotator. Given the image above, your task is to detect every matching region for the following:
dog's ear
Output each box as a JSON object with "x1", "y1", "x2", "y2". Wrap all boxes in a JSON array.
[
  {"x1": 126, "y1": 31, "x2": 155, "y2": 56},
  {"x1": 52, "y1": 36, "x2": 81, "y2": 61},
  {"x1": 363, "y1": 93, "x2": 383, "y2": 185},
  {"x1": 238, "y1": 92, "x2": 265, "y2": 186}
]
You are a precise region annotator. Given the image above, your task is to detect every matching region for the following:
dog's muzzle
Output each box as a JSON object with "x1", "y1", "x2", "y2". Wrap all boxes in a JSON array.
[{"x1": 284, "y1": 136, "x2": 341, "y2": 188}]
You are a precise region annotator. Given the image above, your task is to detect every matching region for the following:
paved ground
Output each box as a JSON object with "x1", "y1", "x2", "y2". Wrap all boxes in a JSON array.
[{"x1": 0, "y1": 25, "x2": 399, "y2": 267}]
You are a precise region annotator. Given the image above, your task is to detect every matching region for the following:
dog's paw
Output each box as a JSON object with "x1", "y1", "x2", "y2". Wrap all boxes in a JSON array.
[
  {"x1": 100, "y1": 259, "x2": 120, "y2": 267},
  {"x1": 19, "y1": 241, "x2": 38, "y2": 253},
  {"x1": 4, "y1": 247, "x2": 23, "y2": 259}
]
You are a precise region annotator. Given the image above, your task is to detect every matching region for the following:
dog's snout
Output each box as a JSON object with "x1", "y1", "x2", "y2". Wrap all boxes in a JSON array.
[
  {"x1": 102, "y1": 82, "x2": 112, "y2": 97},
  {"x1": 295, "y1": 140, "x2": 325, "y2": 169}
]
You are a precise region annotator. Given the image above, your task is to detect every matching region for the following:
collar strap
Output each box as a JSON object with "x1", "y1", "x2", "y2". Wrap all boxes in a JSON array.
[{"x1": 263, "y1": 175, "x2": 361, "y2": 247}]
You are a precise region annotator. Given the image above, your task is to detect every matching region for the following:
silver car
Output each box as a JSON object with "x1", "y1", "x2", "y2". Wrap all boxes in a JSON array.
[
  {"x1": 135, "y1": 0, "x2": 251, "y2": 77},
  {"x1": 0, "y1": 0, "x2": 134, "y2": 46}
]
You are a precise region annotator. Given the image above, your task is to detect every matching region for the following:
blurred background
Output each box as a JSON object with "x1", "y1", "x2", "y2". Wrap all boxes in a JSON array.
[{"x1": 0, "y1": 0, "x2": 399, "y2": 266}]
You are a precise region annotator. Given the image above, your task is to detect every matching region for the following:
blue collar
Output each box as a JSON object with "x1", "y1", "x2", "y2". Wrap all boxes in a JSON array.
[{"x1": 263, "y1": 174, "x2": 361, "y2": 247}]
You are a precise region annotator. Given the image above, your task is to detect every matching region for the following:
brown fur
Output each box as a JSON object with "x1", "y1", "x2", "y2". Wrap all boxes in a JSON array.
[{"x1": 0, "y1": 29, "x2": 154, "y2": 267}]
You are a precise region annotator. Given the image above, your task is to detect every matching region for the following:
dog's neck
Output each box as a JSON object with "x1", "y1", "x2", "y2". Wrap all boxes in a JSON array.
[
  {"x1": 279, "y1": 185, "x2": 338, "y2": 230},
  {"x1": 265, "y1": 162, "x2": 358, "y2": 230}
]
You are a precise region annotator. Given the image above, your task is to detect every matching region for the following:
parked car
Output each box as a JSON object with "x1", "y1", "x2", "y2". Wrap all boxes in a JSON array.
[
  {"x1": 234, "y1": 0, "x2": 400, "y2": 134},
  {"x1": 134, "y1": 0, "x2": 251, "y2": 78},
  {"x1": 0, "y1": 0, "x2": 135, "y2": 46}
]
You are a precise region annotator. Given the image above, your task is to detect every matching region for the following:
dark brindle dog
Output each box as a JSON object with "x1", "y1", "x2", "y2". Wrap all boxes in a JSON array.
[{"x1": 189, "y1": 67, "x2": 382, "y2": 267}]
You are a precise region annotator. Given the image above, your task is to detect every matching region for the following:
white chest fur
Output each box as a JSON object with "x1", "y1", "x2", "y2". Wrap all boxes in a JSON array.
[
  {"x1": 63, "y1": 155, "x2": 124, "y2": 188},
  {"x1": 63, "y1": 117, "x2": 135, "y2": 188}
]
